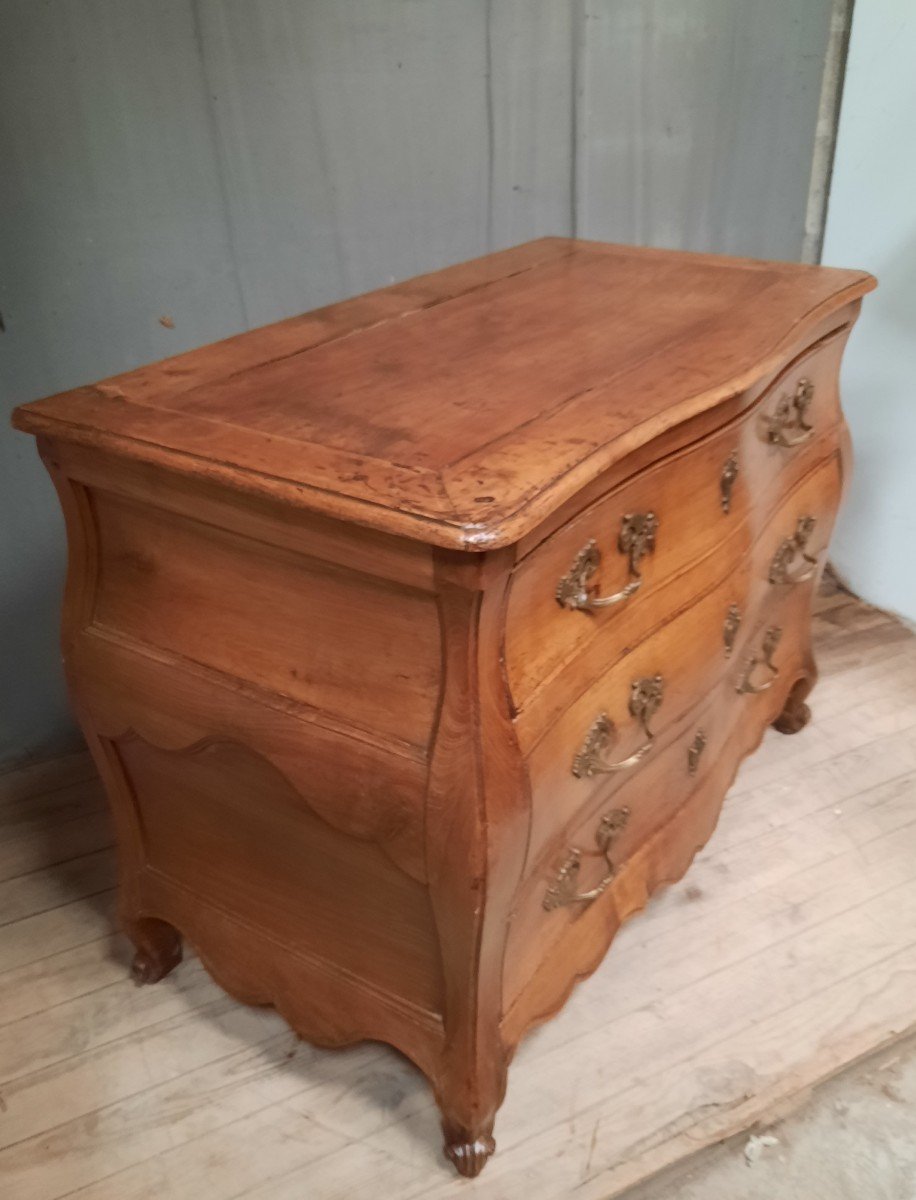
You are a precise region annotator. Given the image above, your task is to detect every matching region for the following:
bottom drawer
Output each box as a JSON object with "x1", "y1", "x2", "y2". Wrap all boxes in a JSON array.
[{"x1": 503, "y1": 703, "x2": 717, "y2": 1008}]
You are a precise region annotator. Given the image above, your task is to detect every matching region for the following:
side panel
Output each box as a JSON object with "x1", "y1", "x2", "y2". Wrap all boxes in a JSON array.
[
  {"x1": 89, "y1": 490, "x2": 440, "y2": 748},
  {"x1": 39, "y1": 440, "x2": 449, "y2": 1077}
]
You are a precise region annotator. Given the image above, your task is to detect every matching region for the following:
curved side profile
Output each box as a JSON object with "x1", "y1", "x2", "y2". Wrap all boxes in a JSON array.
[{"x1": 12, "y1": 240, "x2": 870, "y2": 1177}]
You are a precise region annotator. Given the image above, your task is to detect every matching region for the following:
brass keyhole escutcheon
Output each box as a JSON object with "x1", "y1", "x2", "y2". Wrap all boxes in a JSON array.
[
  {"x1": 688, "y1": 729, "x2": 707, "y2": 776},
  {"x1": 720, "y1": 452, "x2": 739, "y2": 514},
  {"x1": 723, "y1": 603, "x2": 741, "y2": 658}
]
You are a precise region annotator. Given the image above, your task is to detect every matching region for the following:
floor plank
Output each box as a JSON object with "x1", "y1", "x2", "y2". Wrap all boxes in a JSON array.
[
  {"x1": 0, "y1": 803, "x2": 114, "y2": 885},
  {"x1": 0, "y1": 936, "x2": 144, "y2": 1027},
  {"x1": 0, "y1": 751, "x2": 94, "y2": 807},
  {"x1": 0, "y1": 850, "x2": 116, "y2": 928},
  {"x1": 0, "y1": 590, "x2": 913, "y2": 1199}
]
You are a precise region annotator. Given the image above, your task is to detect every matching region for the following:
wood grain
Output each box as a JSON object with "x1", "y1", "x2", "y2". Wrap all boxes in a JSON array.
[{"x1": 12, "y1": 240, "x2": 873, "y2": 548}]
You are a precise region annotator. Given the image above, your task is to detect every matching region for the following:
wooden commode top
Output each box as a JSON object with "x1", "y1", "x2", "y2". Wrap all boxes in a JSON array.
[
  {"x1": 15, "y1": 238, "x2": 870, "y2": 548},
  {"x1": 12, "y1": 239, "x2": 875, "y2": 1177}
]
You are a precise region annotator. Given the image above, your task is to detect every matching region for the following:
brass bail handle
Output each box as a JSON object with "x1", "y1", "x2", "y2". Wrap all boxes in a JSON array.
[
  {"x1": 737, "y1": 626, "x2": 783, "y2": 694},
  {"x1": 572, "y1": 675, "x2": 664, "y2": 778},
  {"x1": 542, "y1": 808, "x2": 631, "y2": 911},
  {"x1": 761, "y1": 378, "x2": 816, "y2": 448},
  {"x1": 769, "y1": 515, "x2": 819, "y2": 585},
  {"x1": 556, "y1": 512, "x2": 658, "y2": 612}
]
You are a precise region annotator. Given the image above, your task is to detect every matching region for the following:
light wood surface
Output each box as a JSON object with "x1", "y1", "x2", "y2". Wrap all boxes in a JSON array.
[{"x1": 0, "y1": 582, "x2": 913, "y2": 1199}]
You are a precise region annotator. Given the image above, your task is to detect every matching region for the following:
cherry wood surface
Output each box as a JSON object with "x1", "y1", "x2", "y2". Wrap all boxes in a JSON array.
[{"x1": 10, "y1": 239, "x2": 873, "y2": 1177}]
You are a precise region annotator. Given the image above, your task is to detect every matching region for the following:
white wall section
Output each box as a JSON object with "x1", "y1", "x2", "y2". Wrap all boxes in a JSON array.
[{"x1": 821, "y1": 0, "x2": 916, "y2": 625}]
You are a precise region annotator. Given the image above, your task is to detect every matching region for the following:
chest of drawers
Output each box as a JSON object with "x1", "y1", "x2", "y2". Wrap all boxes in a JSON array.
[{"x1": 12, "y1": 238, "x2": 874, "y2": 1176}]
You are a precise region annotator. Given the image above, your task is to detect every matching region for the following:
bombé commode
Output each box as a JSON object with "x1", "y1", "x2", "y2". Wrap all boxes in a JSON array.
[{"x1": 13, "y1": 238, "x2": 874, "y2": 1176}]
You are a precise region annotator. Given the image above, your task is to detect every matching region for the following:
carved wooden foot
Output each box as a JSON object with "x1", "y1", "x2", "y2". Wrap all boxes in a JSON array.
[
  {"x1": 127, "y1": 917, "x2": 182, "y2": 984},
  {"x1": 442, "y1": 1124, "x2": 496, "y2": 1178},
  {"x1": 437, "y1": 1050, "x2": 505, "y2": 1177},
  {"x1": 772, "y1": 677, "x2": 813, "y2": 735}
]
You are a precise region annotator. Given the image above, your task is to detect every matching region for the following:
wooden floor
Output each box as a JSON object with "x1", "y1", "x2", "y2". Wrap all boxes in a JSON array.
[{"x1": 2, "y1": 584, "x2": 915, "y2": 1200}]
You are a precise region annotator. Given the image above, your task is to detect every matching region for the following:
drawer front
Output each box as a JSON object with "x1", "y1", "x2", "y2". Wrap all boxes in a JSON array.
[
  {"x1": 522, "y1": 564, "x2": 751, "y2": 873},
  {"x1": 741, "y1": 328, "x2": 848, "y2": 506},
  {"x1": 504, "y1": 548, "x2": 832, "y2": 1012},
  {"x1": 727, "y1": 449, "x2": 845, "y2": 685},
  {"x1": 505, "y1": 420, "x2": 752, "y2": 711},
  {"x1": 504, "y1": 327, "x2": 849, "y2": 719},
  {"x1": 505, "y1": 451, "x2": 845, "y2": 1009},
  {"x1": 521, "y1": 450, "x2": 844, "y2": 883},
  {"x1": 504, "y1": 702, "x2": 721, "y2": 1007}
]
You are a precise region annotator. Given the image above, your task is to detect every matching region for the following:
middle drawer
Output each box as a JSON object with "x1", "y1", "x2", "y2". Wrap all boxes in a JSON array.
[{"x1": 521, "y1": 564, "x2": 749, "y2": 873}]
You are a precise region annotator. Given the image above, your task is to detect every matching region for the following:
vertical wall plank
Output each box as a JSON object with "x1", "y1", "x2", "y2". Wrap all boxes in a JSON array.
[
  {"x1": 194, "y1": 0, "x2": 494, "y2": 325},
  {"x1": 0, "y1": 0, "x2": 247, "y2": 396},
  {"x1": 577, "y1": 0, "x2": 836, "y2": 258},
  {"x1": 487, "y1": 1, "x2": 576, "y2": 248},
  {"x1": 0, "y1": 0, "x2": 247, "y2": 766}
]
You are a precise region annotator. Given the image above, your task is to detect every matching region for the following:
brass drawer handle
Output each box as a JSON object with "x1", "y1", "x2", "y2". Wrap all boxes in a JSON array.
[
  {"x1": 572, "y1": 675, "x2": 664, "y2": 778},
  {"x1": 556, "y1": 513, "x2": 658, "y2": 611},
  {"x1": 737, "y1": 626, "x2": 782, "y2": 694},
  {"x1": 543, "y1": 808, "x2": 630, "y2": 911},
  {"x1": 761, "y1": 378, "x2": 815, "y2": 448},
  {"x1": 769, "y1": 516, "x2": 819, "y2": 585}
]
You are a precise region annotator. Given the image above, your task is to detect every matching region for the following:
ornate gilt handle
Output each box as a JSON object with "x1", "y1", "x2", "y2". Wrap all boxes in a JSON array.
[
  {"x1": 736, "y1": 626, "x2": 783, "y2": 694},
  {"x1": 556, "y1": 513, "x2": 658, "y2": 612},
  {"x1": 572, "y1": 675, "x2": 664, "y2": 778},
  {"x1": 761, "y1": 378, "x2": 815, "y2": 447},
  {"x1": 769, "y1": 516, "x2": 819, "y2": 585},
  {"x1": 543, "y1": 808, "x2": 630, "y2": 911}
]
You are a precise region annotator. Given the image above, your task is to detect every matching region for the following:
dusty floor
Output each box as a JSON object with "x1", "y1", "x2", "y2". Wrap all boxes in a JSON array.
[{"x1": 625, "y1": 1029, "x2": 916, "y2": 1200}]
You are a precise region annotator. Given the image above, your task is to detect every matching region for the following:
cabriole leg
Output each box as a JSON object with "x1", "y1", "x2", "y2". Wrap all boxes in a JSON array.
[
  {"x1": 442, "y1": 1121, "x2": 496, "y2": 1179},
  {"x1": 772, "y1": 674, "x2": 814, "y2": 735},
  {"x1": 127, "y1": 916, "x2": 182, "y2": 984},
  {"x1": 436, "y1": 1048, "x2": 508, "y2": 1178}
]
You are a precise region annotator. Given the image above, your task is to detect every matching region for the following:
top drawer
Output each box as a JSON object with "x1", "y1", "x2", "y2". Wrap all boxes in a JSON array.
[{"x1": 504, "y1": 326, "x2": 849, "y2": 712}]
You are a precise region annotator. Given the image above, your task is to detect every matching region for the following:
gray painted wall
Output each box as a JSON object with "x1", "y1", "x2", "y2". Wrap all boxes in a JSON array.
[{"x1": 0, "y1": 0, "x2": 837, "y2": 766}]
